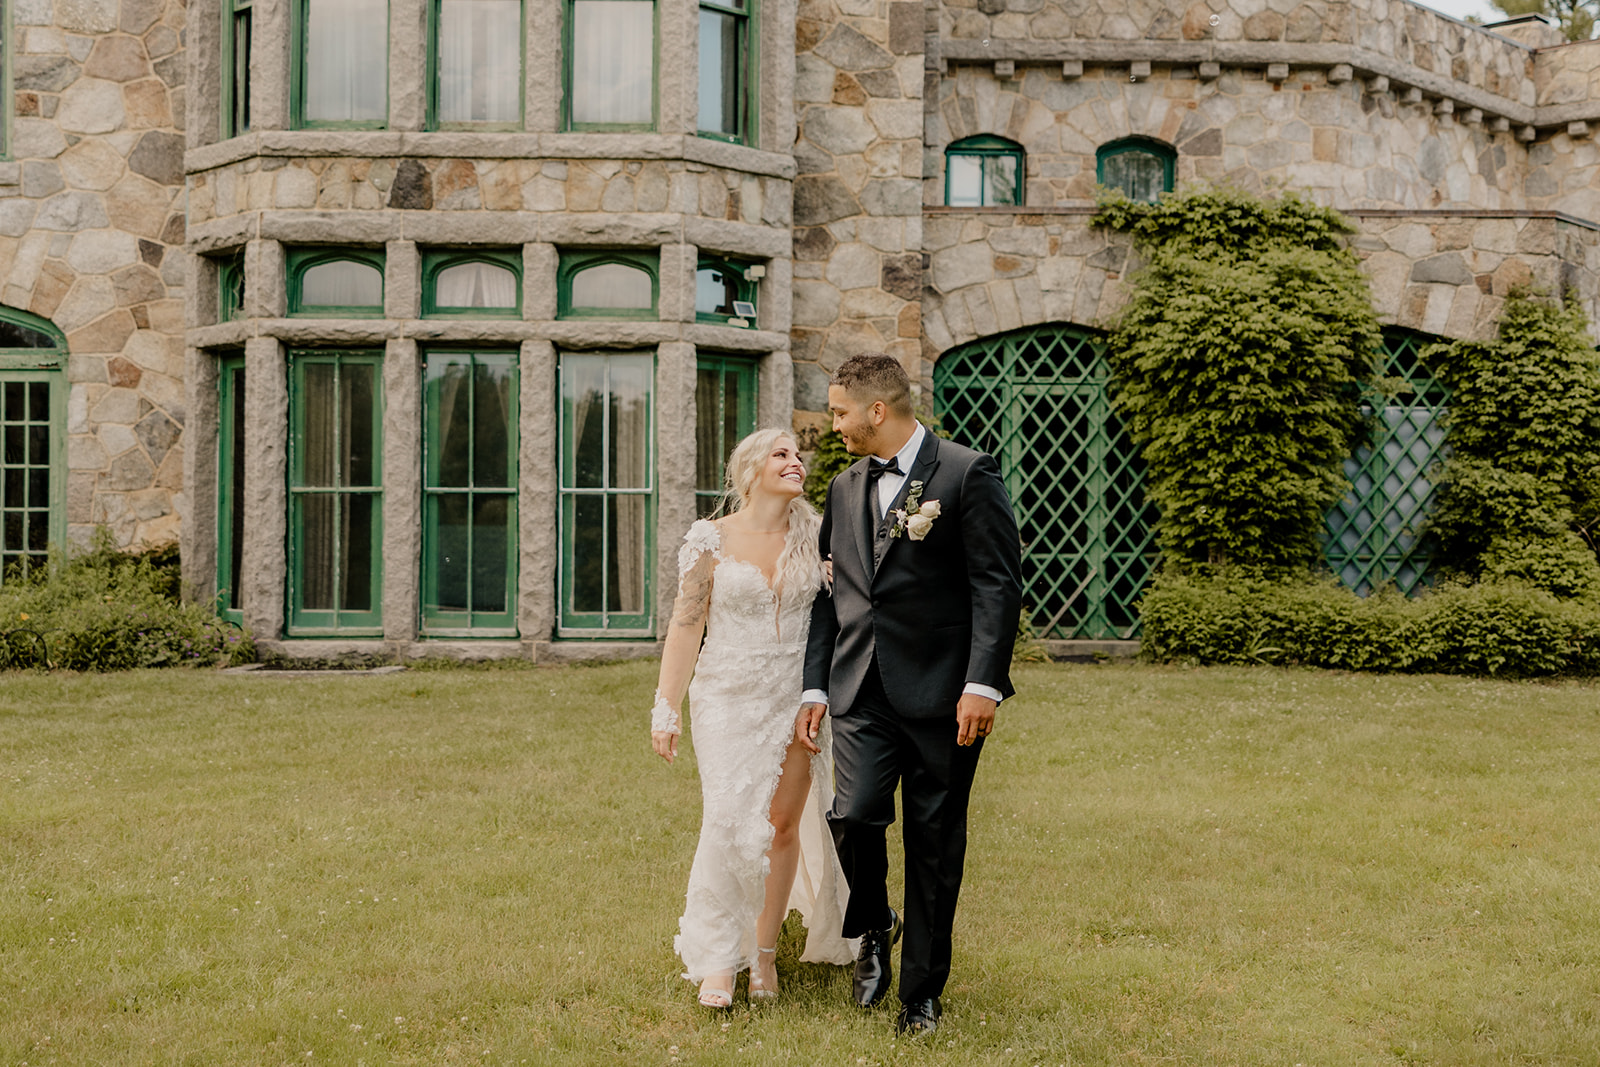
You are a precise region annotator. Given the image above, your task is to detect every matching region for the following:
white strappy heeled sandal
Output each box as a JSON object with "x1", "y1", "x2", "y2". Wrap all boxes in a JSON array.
[
  {"x1": 698, "y1": 973, "x2": 734, "y2": 1010},
  {"x1": 748, "y1": 947, "x2": 779, "y2": 1002}
]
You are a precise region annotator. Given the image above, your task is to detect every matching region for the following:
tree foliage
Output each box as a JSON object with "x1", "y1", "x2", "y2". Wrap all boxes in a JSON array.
[
  {"x1": 1425, "y1": 290, "x2": 1600, "y2": 599},
  {"x1": 1093, "y1": 185, "x2": 1381, "y2": 572}
]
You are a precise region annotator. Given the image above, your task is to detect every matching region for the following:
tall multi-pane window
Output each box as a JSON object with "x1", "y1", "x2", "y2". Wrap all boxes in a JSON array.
[
  {"x1": 216, "y1": 355, "x2": 247, "y2": 623},
  {"x1": 288, "y1": 351, "x2": 384, "y2": 632},
  {"x1": 694, "y1": 355, "x2": 756, "y2": 518},
  {"x1": 566, "y1": 0, "x2": 655, "y2": 129},
  {"x1": 1096, "y1": 137, "x2": 1175, "y2": 203},
  {"x1": 697, "y1": 0, "x2": 752, "y2": 144},
  {"x1": 296, "y1": 0, "x2": 388, "y2": 128},
  {"x1": 559, "y1": 352, "x2": 654, "y2": 634},
  {"x1": 945, "y1": 135, "x2": 1023, "y2": 207},
  {"x1": 432, "y1": 0, "x2": 522, "y2": 128},
  {"x1": 422, "y1": 351, "x2": 519, "y2": 633},
  {"x1": 223, "y1": 0, "x2": 252, "y2": 137},
  {"x1": 0, "y1": 309, "x2": 66, "y2": 586}
]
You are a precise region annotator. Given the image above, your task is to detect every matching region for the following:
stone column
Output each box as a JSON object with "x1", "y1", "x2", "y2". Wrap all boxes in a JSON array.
[
  {"x1": 183, "y1": 347, "x2": 221, "y2": 603},
  {"x1": 247, "y1": 239, "x2": 287, "y2": 319},
  {"x1": 382, "y1": 339, "x2": 422, "y2": 644},
  {"x1": 188, "y1": 0, "x2": 224, "y2": 150},
  {"x1": 390, "y1": 0, "x2": 429, "y2": 131},
  {"x1": 660, "y1": 243, "x2": 697, "y2": 323},
  {"x1": 241, "y1": 336, "x2": 288, "y2": 639},
  {"x1": 659, "y1": 0, "x2": 697, "y2": 133},
  {"x1": 253, "y1": 0, "x2": 292, "y2": 131},
  {"x1": 524, "y1": 243, "x2": 559, "y2": 320},
  {"x1": 386, "y1": 240, "x2": 421, "y2": 321},
  {"x1": 519, "y1": 339, "x2": 558, "y2": 641},
  {"x1": 526, "y1": 0, "x2": 563, "y2": 132},
  {"x1": 655, "y1": 340, "x2": 698, "y2": 634}
]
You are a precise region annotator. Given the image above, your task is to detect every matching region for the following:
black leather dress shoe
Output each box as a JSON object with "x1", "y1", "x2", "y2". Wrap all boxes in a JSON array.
[
  {"x1": 896, "y1": 996, "x2": 941, "y2": 1036},
  {"x1": 852, "y1": 908, "x2": 902, "y2": 1008}
]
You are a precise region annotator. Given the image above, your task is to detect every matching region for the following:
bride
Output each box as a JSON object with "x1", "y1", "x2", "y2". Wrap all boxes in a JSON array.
[{"x1": 650, "y1": 428, "x2": 855, "y2": 1008}]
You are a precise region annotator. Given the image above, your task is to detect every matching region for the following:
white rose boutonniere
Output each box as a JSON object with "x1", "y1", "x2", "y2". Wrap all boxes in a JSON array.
[{"x1": 890, "y1": 482, "x2": 942, "y2": 541}]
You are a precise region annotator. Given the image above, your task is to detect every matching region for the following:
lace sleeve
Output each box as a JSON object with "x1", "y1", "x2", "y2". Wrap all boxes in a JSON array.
[{"x1": 651, "y1": 521, "x2": 719, "y2": 734}]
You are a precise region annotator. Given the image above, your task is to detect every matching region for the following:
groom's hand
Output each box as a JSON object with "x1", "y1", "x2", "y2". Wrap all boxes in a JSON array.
[
  {"x1": 796, "y1": 703, "x2": 827, "y2": 754},
  {"x1": 955, "y1": 693, "x2": 997, "y2": 746}
]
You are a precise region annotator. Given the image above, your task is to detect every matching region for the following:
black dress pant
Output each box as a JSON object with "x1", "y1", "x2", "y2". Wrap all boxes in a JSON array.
[{"x1": 827, "y1": 659, "x2": 983, "y2": 1004}]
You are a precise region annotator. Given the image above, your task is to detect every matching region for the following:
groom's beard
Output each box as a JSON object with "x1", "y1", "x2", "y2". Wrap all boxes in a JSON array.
[{"x1": 841, "y1": 420, "x2": 877, "y2": 455}]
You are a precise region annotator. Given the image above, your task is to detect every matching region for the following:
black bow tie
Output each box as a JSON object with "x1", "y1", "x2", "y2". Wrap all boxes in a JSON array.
[{"x1": 867, "y1": 458, "x2": 903, "y2": 481}]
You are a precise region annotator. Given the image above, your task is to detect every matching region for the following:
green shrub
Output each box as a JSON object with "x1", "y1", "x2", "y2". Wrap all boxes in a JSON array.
[
  {"x1": 0, "y1": 532, "x2": 255, "y2": 672},
  {"x1": 1094, "y1": 185, "x2": 1381, "y2": 572},
  {"x1": 1140, "y1": 571, "x2": 1597, "y2": 677}
]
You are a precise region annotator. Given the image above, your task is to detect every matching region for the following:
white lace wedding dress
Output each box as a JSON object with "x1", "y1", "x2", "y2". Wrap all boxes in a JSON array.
[{"x1": 669, "y1": 519, "x2": 857, "y2": 982}]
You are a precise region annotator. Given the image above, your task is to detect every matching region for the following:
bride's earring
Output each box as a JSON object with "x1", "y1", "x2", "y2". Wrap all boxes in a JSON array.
[{"x1": 749, "y1": 947, "x2": 779, "y2": 1001}]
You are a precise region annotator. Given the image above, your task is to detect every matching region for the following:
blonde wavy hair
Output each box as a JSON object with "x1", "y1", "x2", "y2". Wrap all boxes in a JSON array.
[{"x1": 718, "y1": 428, "x2": 823, "y2": 596}]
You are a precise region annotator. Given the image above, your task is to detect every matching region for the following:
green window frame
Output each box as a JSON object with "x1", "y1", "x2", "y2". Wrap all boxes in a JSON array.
[
  {"x1": 422, "y1": 249, "x2": 522, "y2": 318},
  {"x1": 222, "y1": 0, "x2": 252, "y2": 138},
  {"x1": 694, "y1": 354, "x2": 757, "y2": 518},
  {"x1": 697, "y1": 0, "x2": 756, "y2": 146},
  {"x1": 216, "y1": 352, "x2": 247, "y2": 623},
  {"x1": 559, "y1": 351, "x2": 655, "y2": 635},
  {"x1": 287, "y1": 248, "x2": 386, "y2": 318},
  {"x1": 422, "y1": 350, "x2": 520, "y2": 633},
  {"x1": 219, "y1": 252, "x2": 246, "y2": 322},
  {"x1": 287, "y1": 350, "x2": 385, "y2": 634},
  {"x1": 944, "y1": 135, "x2": 1023, "y2": 208},
  {"x1": 427, "y1": 0, "x2": 525, "y2": 130},
  {"x1": 1096, "y1": 136, "x2": 1176, "y2": 203},
  {"x1": 291, "y1": 0, "x2": 389, "y2": 130},
  {"x1": 0, "y1": 307, "x2": 68, "y2": 586},
  {"x1": 557, "y1": 250, "x2": 658, "y2": 320},
  {"x1": 694, "y1": 257, "x2": 758, "y2": 328},
  {"x1": 563, "y1": 0, "x2": 658, "y2": 131}
]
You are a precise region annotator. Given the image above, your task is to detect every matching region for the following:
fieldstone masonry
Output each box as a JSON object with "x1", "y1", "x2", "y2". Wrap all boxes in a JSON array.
[{"x1": 3, "y1": 0, "x2": 188, "y2": 549}]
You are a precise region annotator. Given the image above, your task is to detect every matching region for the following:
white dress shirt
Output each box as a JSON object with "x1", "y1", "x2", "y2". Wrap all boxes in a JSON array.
[{"x1": 802, "y1": 422, "x2": 1005, "y2": 710}]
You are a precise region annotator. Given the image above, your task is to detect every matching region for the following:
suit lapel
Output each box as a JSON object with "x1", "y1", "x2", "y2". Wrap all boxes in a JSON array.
[
  {"x1": 875, "y1": 433, "x2": 942, "y2": 575},
  {"x1": 845, "y1": 461, "x2": 876, "y2": 581}
]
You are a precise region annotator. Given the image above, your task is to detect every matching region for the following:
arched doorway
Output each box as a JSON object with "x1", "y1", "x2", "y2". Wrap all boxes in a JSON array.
[{"x1": 933, "y1": 322, "x2": 1156, "y2": 639}]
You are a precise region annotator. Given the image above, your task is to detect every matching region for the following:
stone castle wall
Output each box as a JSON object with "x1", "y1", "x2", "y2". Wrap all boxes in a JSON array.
[{"x1": 2, "y1": 0, "x2": 188, "y2": 550}]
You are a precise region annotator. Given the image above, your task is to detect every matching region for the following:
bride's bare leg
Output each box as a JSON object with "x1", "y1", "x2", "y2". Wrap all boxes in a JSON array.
[{"x1": 753, "y1": 741, "x2": 813, "y2": 995}]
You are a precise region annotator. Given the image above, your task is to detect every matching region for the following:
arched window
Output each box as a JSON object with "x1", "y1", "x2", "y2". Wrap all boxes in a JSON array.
[
  {"x1": 944, "y1": 135, "x2": 1023, "y2": 207},
  {"x1": 1096, "y1": 137, "x2": 1175, "y2": 203},
  {"x1": 558, "y1": 251, "x2": 658, "y2": 319},
  {"x1": 423, "y1": 251, "x2": 521, "y2": 317},
  {"x1": 288, "y1": 249, "x2": 386, "y2": 316},
  {"x1": 695, "y1": 257, "x2": 758, "y2": 327},
  {"x1": 0, "y1": 307, "x2": 67, "y2": 584}
]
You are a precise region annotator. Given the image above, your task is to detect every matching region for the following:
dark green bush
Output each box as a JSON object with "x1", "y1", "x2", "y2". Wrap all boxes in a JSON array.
[
  {"x1": 1140, "y1": 572, "x2": 1597, "y2": 677},
  {"x1": 0, "y1": 532, "x2": 255, "y2": 671}
]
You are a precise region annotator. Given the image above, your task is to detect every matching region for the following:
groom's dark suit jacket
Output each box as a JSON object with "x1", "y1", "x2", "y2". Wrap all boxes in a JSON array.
[{"x1": 804, "y1": 431, "x2": 1023, "y2": 719}]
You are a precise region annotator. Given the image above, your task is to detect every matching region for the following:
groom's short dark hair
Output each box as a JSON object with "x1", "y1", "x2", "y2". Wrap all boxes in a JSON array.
[{"x1": 832, "y1": 354, "x2": 913, "y2": 416}]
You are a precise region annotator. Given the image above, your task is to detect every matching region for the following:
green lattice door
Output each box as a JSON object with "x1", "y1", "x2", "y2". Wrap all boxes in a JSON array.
[
  {"x1": 934, "y1": 323, "x2": 1156, "y2": 639},
  {"x1": 1324, "y1": 328, "x2": 1450, "y2": 595}
]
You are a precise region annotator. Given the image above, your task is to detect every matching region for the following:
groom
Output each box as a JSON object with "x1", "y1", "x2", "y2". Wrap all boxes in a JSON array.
[{"x1": 796, "y1": 353, "x2": 1022, "y2": 1036}]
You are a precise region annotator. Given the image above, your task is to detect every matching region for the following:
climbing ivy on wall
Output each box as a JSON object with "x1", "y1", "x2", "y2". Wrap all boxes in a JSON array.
[
  {"x1": 1426, "y1": 289, "x2": 1600, "y2": 599},
  {"x1": 1092, "y1": 185, "x2": 1381, "y2": 573}
]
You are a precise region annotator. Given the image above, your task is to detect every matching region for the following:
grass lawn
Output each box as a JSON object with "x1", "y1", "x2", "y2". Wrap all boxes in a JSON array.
[{"x1": 3, "y1": 661, "x2": 1600, "y2": 1066}]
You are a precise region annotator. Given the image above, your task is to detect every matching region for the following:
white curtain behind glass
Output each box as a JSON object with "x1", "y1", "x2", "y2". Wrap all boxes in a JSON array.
[
  {"x1": 571, "y1": 0, "x2": 653, "y2": 125},
  {"x1": 440, "y1": 0, "x2": 521, "y2": 123},
  {"x1": 301, "y1": 260, "x2": 383, "y2": 307},
  {"x1": 608, "y1": 358, "x2": 652, "y2": 614},
  {"x1": 306, "y1": 0, "x2": 388, "y2": 122},
  {"x1": 571, "y1": 263, "x2": 652, "y2": 308},
  {"x1": 436, "y1": 262, "x2": 518, "y2": 307},
  {"x1": 946, "y1": 154, "x2": 983, "y2": 206}
]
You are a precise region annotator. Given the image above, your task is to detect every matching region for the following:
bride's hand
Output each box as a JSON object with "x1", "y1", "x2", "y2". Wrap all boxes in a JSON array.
[
  {"x1": 822, "y1": 558, "x2": 834, "y2": 584},
  {"x1": 652, "y1": 729, "x2": 679, "y2": 764}
]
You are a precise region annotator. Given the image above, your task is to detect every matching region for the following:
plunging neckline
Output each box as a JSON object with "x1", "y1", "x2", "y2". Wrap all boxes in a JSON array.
[{"x1": 712, "y1": 521, "x2": 781, "y2": 594}]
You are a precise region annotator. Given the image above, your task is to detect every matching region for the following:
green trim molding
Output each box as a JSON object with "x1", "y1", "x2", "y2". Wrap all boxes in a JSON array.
[
  {"x1": 696, "y1": 0, "x2": 757, "y2": 147},
  {"x1": 944, "y1": 134, "x2": 1024, "y2": 207},
  {"x1": 0, "y1": 305, "x2": 70, "y2": 583},
  {"x1": 693, "y1": 353, "x2": 757, "y2": 518},
  {"x1": 215, "y1": 353, "x2": 247, "y2": 623},
  {"x1": 421, "y1": 249, "x2": 523, "y2": 318}
]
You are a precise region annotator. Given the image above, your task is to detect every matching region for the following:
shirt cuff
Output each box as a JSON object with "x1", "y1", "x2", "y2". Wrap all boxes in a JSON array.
[
  {"x1": 963, "y1": 682, "x2": 1003, "y2": 704},
  {"x1": 800, "y1": 689, "x2": 829, "y2": 707}
]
